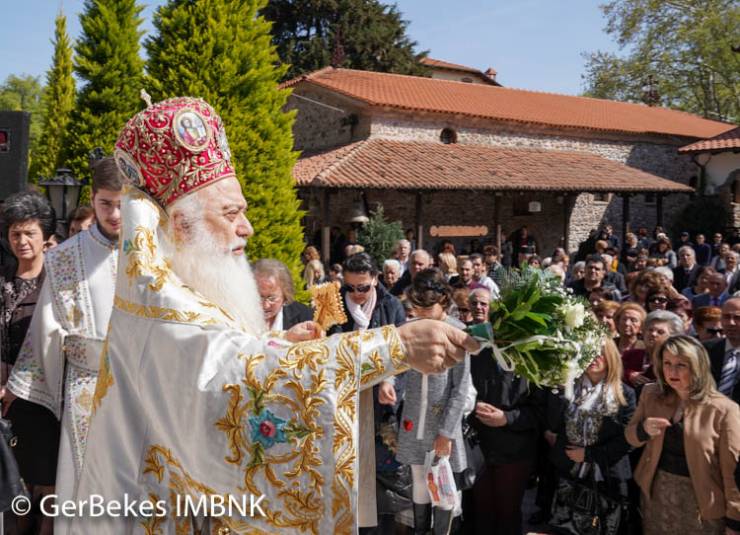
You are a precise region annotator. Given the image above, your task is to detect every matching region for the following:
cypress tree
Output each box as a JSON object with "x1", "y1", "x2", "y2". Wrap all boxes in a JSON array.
[
  {"x1": 146, "y1": 0, "x2": 306, "y2": 294},
  {"x1": 31, "y1": 12, "x2": 75, "y2": 182},
  {"x1": 64, "y1": 0, "x2": 145, "y2": 184}
]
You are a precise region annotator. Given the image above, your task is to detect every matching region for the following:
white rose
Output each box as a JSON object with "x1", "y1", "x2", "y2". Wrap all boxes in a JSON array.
[{"x1": 563, "y1": 303, "x2": 585, "y2": 329}]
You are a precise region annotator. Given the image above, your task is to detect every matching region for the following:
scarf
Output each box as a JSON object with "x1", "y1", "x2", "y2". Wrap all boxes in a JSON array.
[{"x1": 346, "y1": 287, "x2": 377, "y2": 331}]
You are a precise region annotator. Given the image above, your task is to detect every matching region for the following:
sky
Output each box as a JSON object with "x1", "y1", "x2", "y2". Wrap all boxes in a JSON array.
[{"x1": 0, "y1": 0, "x2": 622, "y2": 96}]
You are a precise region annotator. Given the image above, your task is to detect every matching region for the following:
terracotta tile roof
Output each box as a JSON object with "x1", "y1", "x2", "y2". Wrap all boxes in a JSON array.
[
  {"x1": 294, "y1": 139, "x2": 693, "y2": 193},
  {"x1": 679, "y1": 126, "x2": 740, "y2": 153},
  {"x1": 282, "y1": 68, "x2": 733, "y2": 139},
  {"x1": 420, "y1": 57, "x2": 483, "y2": 74}
]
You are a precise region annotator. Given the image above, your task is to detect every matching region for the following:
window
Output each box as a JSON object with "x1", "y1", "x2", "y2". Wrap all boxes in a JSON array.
[
  {"x1": 440, "y1": 128, "x2": 457, "y2": 144},
  {"x1": 593, "y1": 193, "x2": 611, "y2": 203},
  {"x1": 461, "y1": 77, "x2": 473, "y2": 83}
]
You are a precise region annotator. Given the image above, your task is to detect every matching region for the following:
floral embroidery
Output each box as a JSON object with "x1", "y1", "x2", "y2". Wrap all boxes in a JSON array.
[{"x1": 249, "y1": 409, "x2": 288, "y2": 450}]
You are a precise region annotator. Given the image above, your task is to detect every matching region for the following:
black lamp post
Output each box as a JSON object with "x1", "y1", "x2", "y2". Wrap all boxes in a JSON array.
[{"x1": 38, "y1": 168, "x2": 83, "y2": 230}]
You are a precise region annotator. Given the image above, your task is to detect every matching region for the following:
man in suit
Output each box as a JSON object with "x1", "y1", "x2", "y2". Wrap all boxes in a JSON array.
[
  {"x1": 692, "y1": 271, "x2": 729, "y2": 309},
  {"x1": 673, "y1": 245, "x2": 701, "y2": 292},
  {"x1": 704, "y1": 297, "x2": 740, "y2": 404},
  {"x1": 253, "y1": 258, "x2": 312, "y2": 330}
]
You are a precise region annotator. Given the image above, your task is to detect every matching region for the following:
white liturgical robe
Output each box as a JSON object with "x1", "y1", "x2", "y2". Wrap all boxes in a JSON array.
[
  {"x1": 7, "y1": 223, "x2": 117, "y2": 533},
  {"x1": 71, "y1": 190, "x2": 410, "y2": 534}
]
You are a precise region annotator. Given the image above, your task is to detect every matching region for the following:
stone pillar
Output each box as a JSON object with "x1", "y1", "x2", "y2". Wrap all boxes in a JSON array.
[{"x1": 621, "y1": 193, "x2": 631, "y2": 247}]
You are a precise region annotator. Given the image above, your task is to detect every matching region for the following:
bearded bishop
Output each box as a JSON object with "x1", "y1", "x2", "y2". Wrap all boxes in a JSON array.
[
  {"x1": 7, "y1": 158, "x2": 124, "y2": 534},
  {"x1": 71, "y1": 97, "x2": 475, "y2": 534}
]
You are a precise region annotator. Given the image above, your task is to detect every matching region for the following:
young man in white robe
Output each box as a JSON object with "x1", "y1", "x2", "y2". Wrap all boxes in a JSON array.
[
  {"x1": 68, "y1": 96, "x2": 477, "y2": 534},
  {"x1": 4, "y1": 157, "x2": 123, "y2": 534}
]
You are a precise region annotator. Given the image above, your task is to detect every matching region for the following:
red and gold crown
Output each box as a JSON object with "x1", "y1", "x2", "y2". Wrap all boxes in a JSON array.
[{"x1": 114, "y1": 96, "x2": 235, "y2": 207}]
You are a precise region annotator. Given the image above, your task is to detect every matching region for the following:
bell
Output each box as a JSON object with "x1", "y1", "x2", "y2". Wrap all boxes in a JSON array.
[{"x1": 347, "y1": 196, "x2": 369, "y2": 224}]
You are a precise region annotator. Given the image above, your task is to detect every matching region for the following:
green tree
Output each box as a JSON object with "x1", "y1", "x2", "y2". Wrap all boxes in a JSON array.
[
  {"x1": 146, "y1": 0, "x2": 306, "y2": 294},
  {"x1": 357, "y1": 205, "x2": 404, "y2": 266},
  {"x1": 582, "y1": 0, "x2": 740, "y2": 122},
  {"x1": 31, "y1": 12, "x2": 76, "y2": 183},
  {"x1": 0, "y1": 75, "x2": 45, "y2": 165},
  {"x1": 64, "y1": 0, "x2": 145, "y2": 185},
  {"x1": 262, "y1": 0, "x2": 428, "y2": 80}
]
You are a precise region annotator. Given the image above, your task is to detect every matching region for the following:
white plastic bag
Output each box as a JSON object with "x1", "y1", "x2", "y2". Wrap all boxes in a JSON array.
[{"x1": 423, "y1": 450, "x2": 458, "y2": 511}]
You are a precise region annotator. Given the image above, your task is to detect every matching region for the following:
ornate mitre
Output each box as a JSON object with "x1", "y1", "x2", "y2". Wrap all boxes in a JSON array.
[{"x1": 114, "y1": 96, "x2": 235, "y2": 207}]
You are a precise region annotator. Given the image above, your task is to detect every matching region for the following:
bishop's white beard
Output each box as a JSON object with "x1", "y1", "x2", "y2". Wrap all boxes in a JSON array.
[{"x1": 167, "y1": 220, "x2": 267, "y2": 336}]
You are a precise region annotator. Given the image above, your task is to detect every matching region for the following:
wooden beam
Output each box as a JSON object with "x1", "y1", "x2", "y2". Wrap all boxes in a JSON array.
[
  {"x1": 494, "y1": 194, "x2": 502, "y2": 251},
  {"x1": 622, "y1": 193, "x2": 631, "y2": 248},
  {"x1": 415, "y1": 191, "x2": 424, "y2": 250},
  {"x1": 321, "y1": 189, "x2": 331, "y2": 264},
  {"x1": 562, "y1": 194, "x2": 570, "y2": 251}
]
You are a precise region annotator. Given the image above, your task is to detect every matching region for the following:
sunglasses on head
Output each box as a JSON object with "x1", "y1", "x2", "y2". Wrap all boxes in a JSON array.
[{"x1": 343, "y1": 283, "x2": 372, "y2": 294}]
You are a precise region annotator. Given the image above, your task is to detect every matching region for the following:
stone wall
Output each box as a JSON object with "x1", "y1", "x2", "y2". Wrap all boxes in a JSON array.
[{"x1": 367, "y1": 114, "x2": 698, "y2": 251}]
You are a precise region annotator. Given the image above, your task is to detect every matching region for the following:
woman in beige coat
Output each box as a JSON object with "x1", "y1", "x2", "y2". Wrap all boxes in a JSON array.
[{"x1": 625, "y1": 335, "x2": 740, "y2": 535}]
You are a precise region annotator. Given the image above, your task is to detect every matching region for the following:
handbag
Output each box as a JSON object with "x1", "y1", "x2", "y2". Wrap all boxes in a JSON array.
[
  {"x1": 459, "y1": 419, "x2": 486, "y2": 491},
  {"x1": 549, "y1": 473, "x2": 627, "y2": 535},
  {"x1": 0, "y1": 415, "x2": 29, "y2": 513}
]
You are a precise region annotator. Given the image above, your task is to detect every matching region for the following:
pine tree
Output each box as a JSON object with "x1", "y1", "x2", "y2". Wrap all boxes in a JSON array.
[
  {"x1": 262, "y1": 0, "x2": 428, "y2": 81},
  {"x1": 146, "y1": 0, "x2": 306, "y2": 294},
  {"x1": 63, "y1": 0, "x2": 145, "y2": 184},
  {"x1": 31, "y1": 12, "x2": 75, "y2": 183}
]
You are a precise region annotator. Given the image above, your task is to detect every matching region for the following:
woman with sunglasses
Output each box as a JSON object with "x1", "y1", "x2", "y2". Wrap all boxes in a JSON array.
[
  {"x1": 693, "y1": 306, "x2": 724, "y2": 342},
  {"x1": 329, "y1": 252, "x2": 407, "y2": 533},
  {"x1": 396, "y1": 269, "x2": 472, "y2": 535}
]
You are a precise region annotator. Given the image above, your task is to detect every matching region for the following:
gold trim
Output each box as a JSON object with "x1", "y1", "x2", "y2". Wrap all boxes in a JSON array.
[
  {"x1": 91, "y1": 336, "x2": 113, "y2": 413},
  {"x1": 114, "y1": 295, "x2": 219, "y2": 326}
]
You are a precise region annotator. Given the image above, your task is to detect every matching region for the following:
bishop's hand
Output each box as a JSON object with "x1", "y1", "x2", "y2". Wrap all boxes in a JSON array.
[{"x1": 398, "y1": 319, "x2": 479, "y2": 374}]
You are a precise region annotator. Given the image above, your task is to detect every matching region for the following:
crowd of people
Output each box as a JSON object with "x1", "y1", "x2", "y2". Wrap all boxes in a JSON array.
[{"x1": 1, "y1": 170, "x2": 739, "y2": 535}]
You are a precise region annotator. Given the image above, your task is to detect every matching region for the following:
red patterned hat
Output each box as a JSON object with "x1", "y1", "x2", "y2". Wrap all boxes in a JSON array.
[{"x1": 114, "y1": 96, "x2": 235, "y2": 207}]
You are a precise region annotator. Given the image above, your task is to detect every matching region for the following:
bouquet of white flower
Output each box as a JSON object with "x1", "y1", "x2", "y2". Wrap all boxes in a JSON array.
[{"x1": 466, "y1": 268, "x2": 605, "y2": 396}]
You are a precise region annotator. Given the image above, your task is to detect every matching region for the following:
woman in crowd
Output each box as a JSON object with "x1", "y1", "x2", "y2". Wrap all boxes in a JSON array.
[
  {"x1": 569, "y1": 261, "x2": 586, "y2": 284},
  {"x1": 451, "y1": 288, "x2": 472, "y2": 325},
  {"x1": 302, "y1": 244, "x2": 320, "y2": 264},
  {"x1": 667, "y1": 296, "x2": 693, "y2": 335},
  {"x1": 693, "y1": 306, "x2": 724, "y2": 342},
  {"x1": 645, "y1": 286, "x2": 674, "y2": 313},
  {"x1": 615, "y1": 303, "x2": 646, "y2": 355},
  {"x1": 626, "y1": 335, "x2": 740, "y2": 535},
  {"x1": 650, "y1": 237, "x2": 677, "y2": 268},
  {"x1": 628, "y1": 270, "x2": 666, "y2": 307},
  {"x1": 396, "y1": 269, "x2": 471, "y2": 535},
  {"x1": 327, "y1": 263, "x2": 343, "y2": 284},
  {"x1": 549, "y1": 339, "x2": 636, "y2": 529},
  {"x1": 527, "y1": 255, "x2": 542, "y2": 269},
  {"x1": 437, "y1": 252, "x2": 458, "y2": 281},
  {"x1": 593, "y1": 300, "x2": 621, "y2": 337},
  {"x1": 67, "y1": 205, "x2": 95, "y2": 237},
  {"x1": 682, "y1": 266, "x2": 715, "y2": 301},
  {"x1": 622, "y1": 310, "x2": 684, "y2": 389},
  {"x1": 303, "y1": 258, "x2": 325, "y2": 288},
  {"x1": 0, "y1": 191, "x2": 57, "y2": 535}
]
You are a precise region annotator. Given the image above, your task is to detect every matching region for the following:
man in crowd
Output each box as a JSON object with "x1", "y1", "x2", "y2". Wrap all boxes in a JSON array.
[
  {"x1": 725, "y1": 251, "x2": 740, "y2": 289},
  {"x1": 470, "y1": 253, "x2": 500, "y2": 298},
  {"x1": 484, "y1": 245, "x2": 506, "y2": 286},
  {"x1": 5, "y1": 157, "x2": 123, "y2": 534},
  {"x1": 567, "y1": 254, "x2": 618, "y2": 299},
  {"x1": 694, "y1": 233, "x2": 712, "y2": 266},
  {"x1": 391, "y1": 249, "x2": 432, "y2": 296},
  {"x1": 673, "y1": 245, "x2": 701, "y2": 292},
  {"x1": 381, "y1": 258, "x2": 401, "y2": 289},
  {"x1": 72, "y1": 97, "x2": 477, "y2": 534},
  {"x1": 253, "y1": 258, "x2": 312, "y2": 330},
  {"x1": 705, "y1": 297, "x2": 740, "y2": 404},
  {"x1": 673, "y1": 231, "x2": 693, "y2": 252},
  {"x1": 711, "y1": 232, "x2": 724, "y2": 259},
  {"x1": 394, "y1": 239, "x2": 411, "y2": 275},
  {"x1": 692, "y1": 271, "x2": 730, "y2": 308}
]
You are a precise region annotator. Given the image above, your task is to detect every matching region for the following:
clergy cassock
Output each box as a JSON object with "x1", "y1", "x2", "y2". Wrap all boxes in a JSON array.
[
  {"x1": 71, "y1": 96, "x2": 411, "y2": 534},
  {"x1": 7, "y1": 223, "x2": 117, "y2": 524}
]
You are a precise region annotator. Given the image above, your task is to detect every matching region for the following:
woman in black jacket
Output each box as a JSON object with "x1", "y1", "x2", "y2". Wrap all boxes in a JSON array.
[{"x1": 548, "y1": 338, "x2": 636, "y2": 532}]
